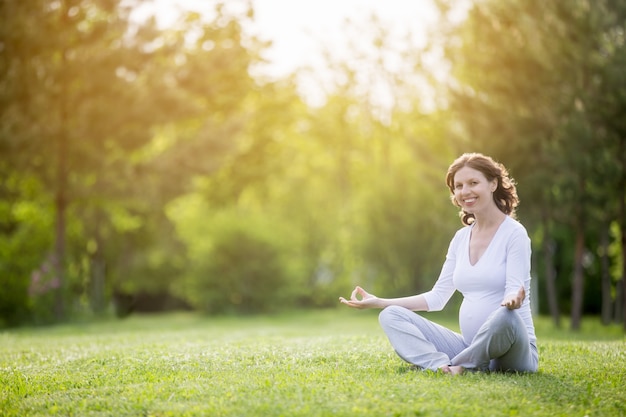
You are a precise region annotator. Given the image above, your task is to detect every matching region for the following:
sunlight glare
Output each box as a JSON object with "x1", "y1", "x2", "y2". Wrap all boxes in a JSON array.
[{"x1": 131, "y1": 0, "x2": 466, "y2": 108}]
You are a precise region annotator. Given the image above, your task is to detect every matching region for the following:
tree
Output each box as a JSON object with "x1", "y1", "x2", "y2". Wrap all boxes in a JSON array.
[{"x1": 0, "y1": 0, "x2": 263, "y2": 322}]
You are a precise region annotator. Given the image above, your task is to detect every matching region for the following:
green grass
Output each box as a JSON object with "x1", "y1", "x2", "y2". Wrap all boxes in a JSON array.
[{"x1": 1, "y1": 310, "x2": 625, "y2": 417}]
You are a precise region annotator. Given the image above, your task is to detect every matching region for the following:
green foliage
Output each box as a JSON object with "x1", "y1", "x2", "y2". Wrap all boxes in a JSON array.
[
  {"x1": 169, "y1": 198, "x2": 296, "y2": 314},
  {"x1": 1, "y1": 0, "x2": 625, "y2": 325},
  {"x1": 0, "y1": 0, "x2": 263, "y2": 322},
  {"x1": 0, "y1": 172, "x2": 53, "y2": 326},
  {"x1": 1, "y1": 311, "x2": 624, "y2": 416}
]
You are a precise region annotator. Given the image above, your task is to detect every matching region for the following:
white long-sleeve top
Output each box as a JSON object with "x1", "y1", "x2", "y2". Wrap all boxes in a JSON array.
[{"x1": 422, "y1": 216, "x2": 537, "y2": 346}]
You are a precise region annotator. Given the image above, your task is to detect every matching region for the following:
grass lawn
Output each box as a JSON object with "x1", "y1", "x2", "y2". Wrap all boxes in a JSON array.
[{"x1": 1, "y1": 309, "x2": 625, "y2": 417}]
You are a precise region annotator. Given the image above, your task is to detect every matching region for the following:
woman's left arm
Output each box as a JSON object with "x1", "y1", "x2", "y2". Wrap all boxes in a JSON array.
[{"x1": 501, "y1": 227, "x2": 532, "y2": 310}]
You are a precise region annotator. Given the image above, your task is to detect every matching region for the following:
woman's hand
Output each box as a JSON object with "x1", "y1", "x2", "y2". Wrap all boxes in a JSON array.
[
  {"x1": 501, "y1": 286, "x2": 525, "y2": 310},
  {"x1": 339, "y1": 286, "x2": 380, "y2": 309}
]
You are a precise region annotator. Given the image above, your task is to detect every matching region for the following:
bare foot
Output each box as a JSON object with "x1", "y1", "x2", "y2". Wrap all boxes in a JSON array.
[{"x1": 440, "y1": 365, "x2": 465, "y2": 376}]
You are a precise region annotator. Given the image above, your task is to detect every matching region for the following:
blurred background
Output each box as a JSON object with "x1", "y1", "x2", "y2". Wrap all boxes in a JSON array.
[{"x1": 1, "y1": 0, "x2": 624, "y2": 330}]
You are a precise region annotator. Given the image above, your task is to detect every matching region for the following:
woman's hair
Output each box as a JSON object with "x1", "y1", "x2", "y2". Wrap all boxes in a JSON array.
[{"x1": 445, "y1": 153, "x2": 519, "y2": 226}]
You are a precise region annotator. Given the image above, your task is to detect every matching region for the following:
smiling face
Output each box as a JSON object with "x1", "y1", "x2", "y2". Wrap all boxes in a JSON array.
[{"x1": 452, "y1": 166, "x2": 497, "y2": 215}]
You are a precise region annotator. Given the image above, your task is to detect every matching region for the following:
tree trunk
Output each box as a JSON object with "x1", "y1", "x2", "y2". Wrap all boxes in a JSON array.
[
  {"x1": 90, "y1": 212, "x2": 107, "y2": 314},
  {"x1": 542, "y1": 213, "x2": 560, "y2": 327},
  {"x1": 53, "y1": 0, "x2": 70, "y2": 321},
  {"x1": 600, "y1": 224, "x2": 613, "y2": 325},
  {"x1": 53, "y1": 181, "x2": 66, "y2": 321},
  {"x1": 621, "y1": 196, "x2": 626, "y2": 329},
  {"x1": 616, "y1": 280, "x2": 624, "y2": 324},
  {"x1": 619, "y1": 136, "x2": 626, "y2": 330},
  {"x1": 570, "y1": 223, "x2": 585, "y2": 331},
  {"x1": 622, "y1": 224, "x2": 626, "y2": 330},
  {"x1": 91, "y1": 254, "x2": 107, "y2": 314}
]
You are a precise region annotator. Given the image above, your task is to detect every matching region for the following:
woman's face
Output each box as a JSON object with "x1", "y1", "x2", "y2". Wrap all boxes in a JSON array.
[{"x1": 452, "y1": 166, "x2": 497, "y2": 215}]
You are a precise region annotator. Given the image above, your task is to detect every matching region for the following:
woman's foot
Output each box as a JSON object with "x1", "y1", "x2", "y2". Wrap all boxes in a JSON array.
[{"x1": 440, "y1": 365, "x2": 465, "y2": 376}]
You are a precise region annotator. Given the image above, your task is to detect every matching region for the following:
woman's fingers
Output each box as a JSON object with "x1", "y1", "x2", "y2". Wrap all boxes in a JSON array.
[
  {"x1": 350, "y1": 286, "x2": 361, "y2": 300},
  {"x1": 501, "y1": 286, "x2": 526, "y2": 309},
  {"x1": 339, "y1": 286, "x2": 375, "y2": 309},
  {"x1": 352, "y1": 286, "x2": 370, "y2": 301},
  {"x1": 339, "y1": 287, "x2": 363, "y2": 306}
]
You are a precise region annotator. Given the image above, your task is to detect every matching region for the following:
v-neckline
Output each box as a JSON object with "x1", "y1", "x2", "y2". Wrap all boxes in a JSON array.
[{"x1": 468, "y1": 216, "x2": 507, "y2": 266}]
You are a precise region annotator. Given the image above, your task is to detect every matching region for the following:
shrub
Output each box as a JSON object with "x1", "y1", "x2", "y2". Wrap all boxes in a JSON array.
[{"x1": 174, "y1": 210, "x2": 292, "y2": 314}]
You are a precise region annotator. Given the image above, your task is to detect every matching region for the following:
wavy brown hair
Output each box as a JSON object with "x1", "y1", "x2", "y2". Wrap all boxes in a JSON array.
[{"x1": 445, "y1": 153, "x2": 519, "y2": 226}]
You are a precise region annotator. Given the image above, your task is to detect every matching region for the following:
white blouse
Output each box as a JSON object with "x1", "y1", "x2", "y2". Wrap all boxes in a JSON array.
[{"x1": 422, "y1": 216, "x2": 537, "y2": 346}]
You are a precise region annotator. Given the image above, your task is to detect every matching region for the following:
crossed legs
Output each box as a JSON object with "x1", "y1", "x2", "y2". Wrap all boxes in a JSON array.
[{"x1": 378, "y1": 306, "x2": 538, "y2": 373}]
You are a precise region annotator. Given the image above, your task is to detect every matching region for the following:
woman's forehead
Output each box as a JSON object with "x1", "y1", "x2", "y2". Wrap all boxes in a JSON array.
[{"x1": 454, "y1": 166, "x2": 488, "y2": 182}]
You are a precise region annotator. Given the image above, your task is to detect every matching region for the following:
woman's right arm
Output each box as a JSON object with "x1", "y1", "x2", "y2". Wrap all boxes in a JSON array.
[
  {"x1": 340, "y1": 229, "x2": 461, "y2": 313},
  {"x1": 339, "y1": 286, "x2": 430, "y2": 311}
]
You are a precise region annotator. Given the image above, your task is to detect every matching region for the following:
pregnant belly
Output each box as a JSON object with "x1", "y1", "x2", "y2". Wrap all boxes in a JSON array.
[{"x1": 459, "y1": 300, "x2": 498, "y2": 344}]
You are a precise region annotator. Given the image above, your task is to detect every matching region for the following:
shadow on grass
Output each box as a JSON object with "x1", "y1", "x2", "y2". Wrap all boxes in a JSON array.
[
  {"x1": 393, "y1": 364, "x2": 599, "y2": 414},
  {"x1": 503, "y1": 371, "x2": 587, "y2": 402}
]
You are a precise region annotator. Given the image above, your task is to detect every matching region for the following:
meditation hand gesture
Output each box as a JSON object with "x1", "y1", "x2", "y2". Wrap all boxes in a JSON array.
[
  {"x1": 339, "y1": 286, "x2": 380, "y2": 309},
  {"x1": 501, "y1": 286, "x2": 525, "y2": 310}
]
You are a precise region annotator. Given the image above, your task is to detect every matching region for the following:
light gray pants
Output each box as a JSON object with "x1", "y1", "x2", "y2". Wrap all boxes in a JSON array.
[{"x1": 378, "y1": 306, "x2": 538, "y2": 372}]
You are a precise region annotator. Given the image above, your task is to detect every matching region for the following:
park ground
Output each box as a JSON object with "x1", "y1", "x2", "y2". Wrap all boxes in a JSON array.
[{"x1": 1, "y1": 309, "x2": 625, "y2": 417}]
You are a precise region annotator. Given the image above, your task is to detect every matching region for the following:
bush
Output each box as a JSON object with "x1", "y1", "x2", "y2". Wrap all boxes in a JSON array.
[
  {"x1": 173, "y1": 208, "x2": 292, "y2": 314},
  {"x1": 0, "y1": 178, "x2": 54, "y2": 327}
]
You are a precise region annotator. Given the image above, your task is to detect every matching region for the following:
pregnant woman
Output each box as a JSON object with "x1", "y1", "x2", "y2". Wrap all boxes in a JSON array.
[{"x1": 339, "y1": 153, "x2": 538, "y2": 375}]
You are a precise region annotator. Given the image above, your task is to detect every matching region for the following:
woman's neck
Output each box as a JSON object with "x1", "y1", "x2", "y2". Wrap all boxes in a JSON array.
[{"x1": 472, "y1": 209, "x2": 506, "y2": 232}]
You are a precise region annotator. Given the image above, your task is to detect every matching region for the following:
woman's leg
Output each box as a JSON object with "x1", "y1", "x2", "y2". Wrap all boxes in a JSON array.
[
  {"x1": 450, "y1": 307, "x2": 538, "y2": 372},
  {"x1": 378, "y1": 306, "x2": 467, "y2": 371}
]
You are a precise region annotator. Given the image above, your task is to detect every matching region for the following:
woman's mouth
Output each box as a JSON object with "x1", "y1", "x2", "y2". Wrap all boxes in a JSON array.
[{"x1": 463, "y1": 197, "x2": 477, "y2": 205}]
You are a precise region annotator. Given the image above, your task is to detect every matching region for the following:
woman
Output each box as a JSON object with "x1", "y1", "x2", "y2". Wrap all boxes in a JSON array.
[{"x1": 339, "y1": 153, "x2": 538, "y2": 375}]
